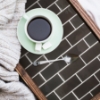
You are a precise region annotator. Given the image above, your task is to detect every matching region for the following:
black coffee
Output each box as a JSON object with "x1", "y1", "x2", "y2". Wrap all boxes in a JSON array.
[{"x1": 27, "y1": 17, "x2": 52, "y2": 41}]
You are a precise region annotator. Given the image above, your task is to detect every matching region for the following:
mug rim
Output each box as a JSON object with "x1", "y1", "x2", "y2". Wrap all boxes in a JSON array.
[{"x1": 25, "y1": 15, "x2": 53, "y2": 43}]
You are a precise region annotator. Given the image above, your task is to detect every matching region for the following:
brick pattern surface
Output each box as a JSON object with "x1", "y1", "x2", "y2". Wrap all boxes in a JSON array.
[{"x1": 20, "y1": 0, "x2": 100, "y2": 99}]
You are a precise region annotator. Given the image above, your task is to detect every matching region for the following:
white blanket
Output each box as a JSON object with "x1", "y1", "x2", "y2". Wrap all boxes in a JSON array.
[
  {"x1": 78, "y1": 0, "x2": 100, "y2": 29},
  {"x1": 0, "y1": 0, "x2": 36, "y2": 100}
]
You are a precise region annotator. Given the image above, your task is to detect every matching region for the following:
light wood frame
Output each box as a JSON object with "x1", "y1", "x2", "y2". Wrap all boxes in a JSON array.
[{"x1": 15, "y1": 0, "x2": 100, "y2": 100}]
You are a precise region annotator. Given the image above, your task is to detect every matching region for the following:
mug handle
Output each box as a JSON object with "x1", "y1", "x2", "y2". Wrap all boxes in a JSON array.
[{"x1": 23, "y1": 14, "x2": 29, "y2": 20}]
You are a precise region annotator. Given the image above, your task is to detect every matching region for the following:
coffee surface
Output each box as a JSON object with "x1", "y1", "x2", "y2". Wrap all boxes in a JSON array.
[{"x1": 27, "y1": 17, "x2": 51, "y2": 41}]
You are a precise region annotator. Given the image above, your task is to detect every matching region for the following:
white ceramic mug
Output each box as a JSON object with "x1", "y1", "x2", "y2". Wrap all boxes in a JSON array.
[{"x1": 24, "y1": 14, "x2": 53, "y2": 44}]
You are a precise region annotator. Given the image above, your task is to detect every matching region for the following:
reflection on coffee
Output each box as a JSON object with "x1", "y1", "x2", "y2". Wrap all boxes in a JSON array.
[{"x1": 27, "y1": 17, "x2": 52, "y2": 41}]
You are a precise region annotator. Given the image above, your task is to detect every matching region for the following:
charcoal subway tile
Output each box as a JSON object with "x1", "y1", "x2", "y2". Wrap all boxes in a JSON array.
[
  {"x1": 58, "y1": 6, "x2": 76, "y2": 24},
  {"x1": 91, "y1": 85, "x2": 100, "y2": 96},
  {"x1": 74, "y1": 76, "x2": 99, "y2": 98},
  {"x1": 32, "y1": 74, "x2": 45, "y2": 86},
  {"x1": 56, "y1": 0, "x2": 69, "y2": 10},
  {"x1": 48, "y1": 4, "x2": 60, "y2": 14},
  {"x1": 63, "y1": 40, "x2": 88, "y2": 56},
  {"x1": 26, "y1": 3, "x2": 40, "y2": 12},
  {"x1": 95, "y1": 70, "x2": 100, "y2": 81},
  {"x1": 26, "y1": 52, "x2": 40, "y2": 62},
  {"x1": 71, "y1": 15, "x2": 83, "y2": 28},
  {"x1": 60, "y1": 58, "x2": 85, "y2": 80},
  {"x1": 39, "y1": 0, "x2": 55, "y2": 8},
  {"x1": 63, "y1": 22, "x2": 74, "y2": 37},
  {"x1": 26, "y1": 57, "x2": 48, "y2": 77},
  {"x1": 41, "y1": 60, "x2": 66, "y2": 80},
  {"x1": 81, "y1": 43, "x2": 100, "y2": 63},
  {"x1": 25, "y1": 0, "x2": 37, "y2": 9},
  {"x1": 20, "y1": 56, "x2": 30, "y2": 68},
  {"x1": 56, "y1": 76, "x2": 81, "y2": 98},
  {"x1": 67, "y1": 24, "x2": 90, "y2": 45},
  {"x1": 85, "y1": 33, "x2": 98, "y2": 46},
  {"x1": 21, "y1": 47, "x2": 28, "y2": 57},
  {"x1": 81, "y1": 94, "x2": 92, "y2": 100},
  {"x1": 40, "y1": 75, "x2": 63, "y2": 95},
  {"x1": 77, "y1": 59, "x2": 100, "y2": 81},
  {"x1": 46, "y1": 39, "x2": 70, "y2": 60},
  {"x1": 47, "y1": 92, "x2": 59, "y2": 100},
  {"x1": 62, "y1": 93, "x2": 77, "y2": 100}
]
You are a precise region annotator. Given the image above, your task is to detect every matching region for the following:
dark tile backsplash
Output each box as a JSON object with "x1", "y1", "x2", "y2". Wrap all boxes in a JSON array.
[
  {"x1": 57, "y1": 0, "x2": 69, "y2": 10},
  {"x1": 32, "y1": 74, "x2": 45, "y2": 86},
  {"x1": 85, "y1": 33, "x2": 98, "y2": 46},
  {"x1": 67, "y1": 24, "x2": 90, "y2": 45},
  {"x1": 77, "y1": 59, "x2": 100, "y2": 81},
  {"x1": 63, "y1": 22, "x2": 74, "y2": 37},
  {"x1": 81, "y1": 94, "x2": 92, "y2": 100},
  {"x1": 62, "y1": 93, "x2": 77, "y2": 100},
  {"x1": 74, "y1": 76, "x2": 99, "y2": 98},
  {"x1": 56, "y1": 76, "x2": 81, "y2": 98},
  {"x1": 81, "y1": 43, "x2": 100, "y2": 63},
  {"x1": 40, "y1": 75, "x2": 63, "y2": 95},
  {"x1": 71, "y1": 15, "x2": 83, "y2": 28},
  {"x1": 48, "y1": 4, "x2": 60, "y2": 14},
  {"x1": 47, "y1": 93, "x2": 59, "y2": 100},
  {"x1": 60, "y1": 58, "x2": 85, "y2": 80},
  {"x1": 46, "y1": 39, "x2": 70, "y2": 60},
  {"x1": 19, "y1": 0, "x2": 100, "y2": 99},
  {"x1": 58, "y1": 6, "x2": 76, "y2": 24},
  {"x1": 39, "y1": 0, "x2": 55, "y2": 8}
]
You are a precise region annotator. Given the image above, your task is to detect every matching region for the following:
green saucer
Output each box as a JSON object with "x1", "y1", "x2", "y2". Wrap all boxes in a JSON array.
[{"x1": 17, "y1": 8, "x2": 63, "y2": 55}]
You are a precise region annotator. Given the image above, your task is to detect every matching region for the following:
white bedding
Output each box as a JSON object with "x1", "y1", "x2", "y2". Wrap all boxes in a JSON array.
[{"x1": 78, "y1": 0, "x2": 100, "y2": 29}]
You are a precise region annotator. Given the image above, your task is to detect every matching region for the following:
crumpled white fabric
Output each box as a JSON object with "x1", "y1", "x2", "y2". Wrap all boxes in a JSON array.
[
  {"x1": 78, "y1": 0, "x2": 100, "y2": 29},
  {"x1": 0, "y1": 0, "x2": 36, "y2": 100}
]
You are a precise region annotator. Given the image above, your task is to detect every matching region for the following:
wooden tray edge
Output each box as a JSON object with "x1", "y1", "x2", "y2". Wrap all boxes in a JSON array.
[
  {"x1": 69, "y1": 0, "x2": 100, "y2": 39},
  {"x1": 15, "y1": 64, "x2": 47, "y2": 100}
]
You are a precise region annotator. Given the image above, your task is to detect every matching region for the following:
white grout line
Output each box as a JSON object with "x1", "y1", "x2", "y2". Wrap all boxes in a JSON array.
[
  {"x1": 25, "y1": 54, "x2": 32, "y2": 64},
  {"x1": 79, "y1": 41, "x2": 98, "y2": 57},
  {"x1": 54, "y1": 91, "x2": 61, "y2": 100},
  {"x1": 20, "y1": 52, "x2": 28, "y2": 59},
  {"x1": 63, "y1": 14, "x2": 77, "y2": 26},
  {"x1": 72, "y1": 91, "x2": 79, "y2": 100},
  {"x1": 83, "y1": 38, "x2": 90, "y2": 48},
  {"x1": 32, "y1": 63, "x2": 52, "y2": 79},
  {"x1": 26, "y1": 0, "x2": 39, "y2": 11},
  {"x1": 76, "y1": 74, "x2": 83, "y2": 83},
  {"x1": 46, "y1": 1, "x2": 57, "y2": 9},
  {"x1": 79, "y1": 92, "x2": 91, "y2": 100},
  {"x1": 65, "y1": 23, "x2": 84, "y2": 39},
  {"x1": 39, "y1": 73, "x2": 47, "y2": 82},
  {"x1": 89, "y1": 92, "x2": 93, "y2": 97},
  {"x1": 43, "y1": 54, "x2": 49, "y2": 61},
  {"x1": 57, "y1": 5, "x2": 70, "y2": 15},
  {"x1": 55, "y1": 2, "x2": 62, "y2": 11},
  {"x1": 25, "y1": 55, "x2": 43, "y2": 70},
  {"x1": 25, "y1": 63, "x2": 32, "y2": 70},
  {"x1": 79, "y1": 56, "x2": 87, "y2": 65},
  {"x1": 58, "y1": 73, "x2": 65, "y2": 82},
  {"x1": 97, "y1": 55, "x2": 100, "y2": 61},
  {"x1": 37, "y1": 2, "x2": 42, "y2": 8},
  {"x1": 76, "y1": 57, "x2": 98, "y2": 78},
  {"x1": 90, "y1": 84, "x2": 100, "y2": 97},
  {"x1": 90, "y1": 83, "x2": 100, "y2": 93},
  {"x1": 65, "y1": 38, "x2": 72, "y2": 47},
  {"x1": 69, "y1": 20, "x2": 76, "y2": 30},
  {"x1": 94, "y1": 74, "x2": 100, "y2": 83}
]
